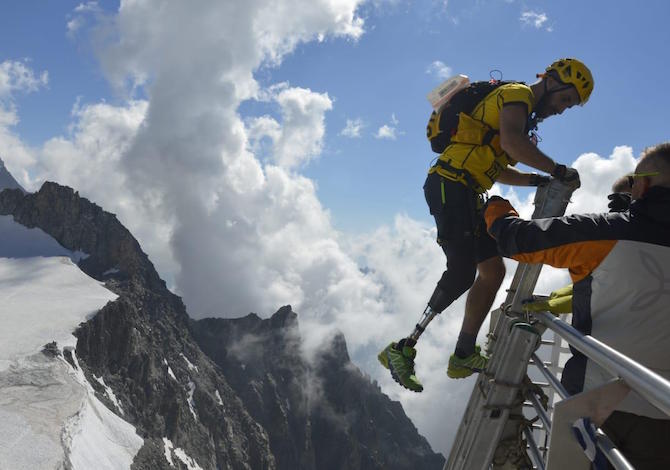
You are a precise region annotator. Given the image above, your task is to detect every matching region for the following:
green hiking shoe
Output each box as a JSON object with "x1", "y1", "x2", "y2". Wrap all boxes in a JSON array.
[
  {"x1": 447, "y1": 345, "x2": 488, "y2": 379},
  {"x1": 382, "y1": 341, "x2": 423, "y2": 392},
  {"x1": 377, "y1": 342, "x2": 393, "y2": 370}
]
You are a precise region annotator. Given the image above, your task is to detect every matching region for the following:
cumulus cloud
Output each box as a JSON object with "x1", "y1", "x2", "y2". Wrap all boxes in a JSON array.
[
  {"x1": 67, "y1": 2, "x2": 102, "y2": 37},
  {"x1": 426, "y1": 60, "x2": 452, "y2": 80},
  {"x1": 520, "y1": 10, "x2": 549, "y2": 29},
  {"x1": 375, "y1": 113, "x2": 400, "y2": 140},
  {"x1": 0, "y1": 60, "x2": 49, "y2": 179},
  {"x1": 270, "y1": 85, "x2": 333, "y2": 168},
  {"x1": 246, "y1": 84, "x2": 333, "y2": 168},
  {"x1": 340, "y1": 118, "x2": 364, "y2": 138},
  {"x1": 0, "y1": 59, "x2": 49, "y2": 129},
  {"x1": 567, "y1": 146, "x2": 637, "y2": 215},
  {"x1": 0, "y1": 60, "x2": 49, "y2": 97},
  {"x1": 375, "y1": 124, "x2": 396, "y2": 140}
]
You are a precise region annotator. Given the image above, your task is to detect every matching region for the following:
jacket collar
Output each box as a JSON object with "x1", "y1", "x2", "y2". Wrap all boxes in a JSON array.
[{"x1": 630, "y1": 186, "x2": 670, "y2": 225}]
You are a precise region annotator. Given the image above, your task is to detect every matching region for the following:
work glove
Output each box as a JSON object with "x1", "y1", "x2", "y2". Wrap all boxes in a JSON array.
[
  {"x1": 522, "y1": 284, "x2": 573, "y2": 315},
  {"x1": 607, "y1": 192, "x2": 631, "y2": 212},
  {"x1": 552, "y1": 164, "x2": 581, "y2": 188},
  {"x1": 529, "y1": 174, "x2": 551, "y2": 187}
]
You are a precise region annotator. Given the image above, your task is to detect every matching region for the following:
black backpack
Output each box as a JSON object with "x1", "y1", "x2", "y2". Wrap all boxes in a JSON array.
[{"x1": 426, "y1": 80, "x2": 516, "y2": 154}]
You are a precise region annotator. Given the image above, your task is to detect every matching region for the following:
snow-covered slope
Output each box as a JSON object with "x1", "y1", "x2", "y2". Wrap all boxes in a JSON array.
[{"x1": 0, "y1": 164, "x2": 144, "y2": 469}]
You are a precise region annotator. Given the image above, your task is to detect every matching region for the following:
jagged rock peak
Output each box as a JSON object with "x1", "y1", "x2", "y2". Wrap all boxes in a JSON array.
[
  {"x1": 0, "y1": 181, "x2": 168, "y2": 296},
  {"x1": 269, "y1": 305, "x2": 297, "y2": 329},
  {"x1": 0, "y1": 157, "x2": 26, "y2": 193},
  {"x1": 321, "y1": 331, "x2": 350, "y2": 365}
]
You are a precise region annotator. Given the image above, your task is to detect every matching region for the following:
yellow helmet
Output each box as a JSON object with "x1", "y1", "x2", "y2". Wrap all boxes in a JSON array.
[{"x1": 545, "y1": 58, "x2": 594, "y2": 104}]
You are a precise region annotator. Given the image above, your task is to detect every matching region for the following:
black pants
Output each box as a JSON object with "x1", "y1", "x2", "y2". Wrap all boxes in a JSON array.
[
  {"x1": 601, "y1": 411, "x2": 670, "y2": 470},
  {"x1": 423, "y1": 173, "x2": 499, "y2": 310}
]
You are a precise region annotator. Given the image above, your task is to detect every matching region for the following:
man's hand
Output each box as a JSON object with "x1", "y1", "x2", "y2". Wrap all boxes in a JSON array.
[
  {"x1": 529, "y1": 174, "x2": 551, "y2": 187},
  {"x1": 552, "y1": 164, "x2": 581, "y2": 188},
  {"x1": 483, "y1": 196, "x2": 518, "y2": 235},
  {"x1": 607, "y1": 192, "x2": 632, "y2": 212}
]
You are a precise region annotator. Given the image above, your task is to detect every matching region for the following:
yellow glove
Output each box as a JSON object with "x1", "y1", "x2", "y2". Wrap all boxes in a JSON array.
[{"x1": 523, "y1": 285, "x2": 573, "y2": 315}]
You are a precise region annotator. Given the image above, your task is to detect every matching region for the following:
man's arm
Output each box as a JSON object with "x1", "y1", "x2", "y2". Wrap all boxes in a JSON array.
[
  {"x1": 499, "y1": 104, "x2": 557, "y2": 174},
  {"x1": 497, "y1": 166, "x2": 550, "y2": 186},
  {"x1": 484, "y1": 197, "x2": 616, "y2": 283}
]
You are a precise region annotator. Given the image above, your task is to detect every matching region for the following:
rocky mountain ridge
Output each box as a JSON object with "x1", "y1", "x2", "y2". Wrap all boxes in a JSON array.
[{"x1": 0, "y1": 180, "x2": 445, "y2": 469}]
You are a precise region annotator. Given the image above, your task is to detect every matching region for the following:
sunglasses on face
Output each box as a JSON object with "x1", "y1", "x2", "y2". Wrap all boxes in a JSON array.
[{"x1": 627, "y1": 172, "x2": 660, "y2": 189}]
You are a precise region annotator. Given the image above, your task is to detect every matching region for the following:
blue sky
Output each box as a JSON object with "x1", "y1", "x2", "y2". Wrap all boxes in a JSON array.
[
  {"x1": 267, "y1": 0, "x2": 670, "y2": 230},
  {"x1": 2, "y1": 1, "x2": 669, "y2": 231},
  {"x1": 0, "y1": 0, "x2": 668, "y2": 456}
]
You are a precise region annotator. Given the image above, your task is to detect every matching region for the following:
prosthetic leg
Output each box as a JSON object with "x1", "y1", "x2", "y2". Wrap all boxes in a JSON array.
[
  {"x1": 405, "y1": 285, "x2": 452, "y2": 345},
  {"x1": 378, "y1": 286, "x2": 453, "y2": 392}
]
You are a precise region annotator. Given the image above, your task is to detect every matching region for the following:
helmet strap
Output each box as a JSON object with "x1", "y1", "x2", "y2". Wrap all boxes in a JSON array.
[{"x1": 535, "y1": 75, "x2": 577, "y2": 117}]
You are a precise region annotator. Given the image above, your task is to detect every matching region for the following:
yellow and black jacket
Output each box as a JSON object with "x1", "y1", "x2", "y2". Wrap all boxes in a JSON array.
[
  {"x1": 485, "y1": 187, "x2": 670, "y2": 419},
  {"x1": 429, "y1": 83, "x2": 535, "y2": 193}
]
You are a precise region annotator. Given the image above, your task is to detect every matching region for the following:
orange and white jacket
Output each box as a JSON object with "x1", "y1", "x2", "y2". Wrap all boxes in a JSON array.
[{"x1": 485, "y1": 187, "x2": 670, "y2": 419}]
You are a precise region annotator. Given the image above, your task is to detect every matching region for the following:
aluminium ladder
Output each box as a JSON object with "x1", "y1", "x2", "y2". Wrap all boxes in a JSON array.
[{"x1": 444, "y1": 179, "x2": 577, "y2": 470}]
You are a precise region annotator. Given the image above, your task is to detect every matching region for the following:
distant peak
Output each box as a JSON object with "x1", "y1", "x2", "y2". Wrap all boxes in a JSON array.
[
  {"x1": 0, "y1": 158, "x2": 26, "y2": 193},
  {"x1": 270, "y1": 305, "x2": 297, "y2": 329}
]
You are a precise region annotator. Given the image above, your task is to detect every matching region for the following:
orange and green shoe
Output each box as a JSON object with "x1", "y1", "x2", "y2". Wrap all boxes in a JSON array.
[
  {"x1": 378, "y1": 340, "x2": 423, "y2": 392},
  {"x1": 447, "y1": 345, "x2": 488, "y2": 379}
]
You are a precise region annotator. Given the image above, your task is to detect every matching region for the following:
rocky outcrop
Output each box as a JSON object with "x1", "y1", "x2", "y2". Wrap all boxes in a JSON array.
[
  {"x1": 0, "y1": 183, "x2": 165, "y2": 295},
  {"x1": 0, "y1": 181, "x2": 444, "y2": 469},
  {"x1": 191, "y1": 308, "x2": 445, "y2": 470}
]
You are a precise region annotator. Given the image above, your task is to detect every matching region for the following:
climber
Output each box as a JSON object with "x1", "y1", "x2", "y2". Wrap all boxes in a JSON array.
[{"x1": 379, "y1": 58, "x2": 594, "y2": 392}]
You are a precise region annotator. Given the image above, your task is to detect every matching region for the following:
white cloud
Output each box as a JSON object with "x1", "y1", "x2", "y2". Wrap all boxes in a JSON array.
[
  {"x1": 375, "y1": 124, "x2": 396, "y2": 140},
  {"x1": 0, "y1": 60, "x2": 48, "y2": 98},
  {"x1": 74, "y1": 1, "x2": 100, "y2": 13},
  {"x1": 520, "y1": 10, "x2": 549, "y2": 29},
  {"x1": 0, "y1": 60, "x2": 48, "y2": 180},
  {"x1": 340, "y1": 118, "x2": 364, "y2": 138},
  {"x1": 67, "y1": 1, "x2": 102, "y2": 36},
  {"x1": 246, "y1": 84, "x2": 333, "y2": 169},
  {"x1": 567, "y1": 145, "x2": 637, "y2": 215},
  {"x1": 426, "y1": 60, "x2": 452, "y2": 80},
  {"x1": 375, "y1": 113, "x2": 400, "y2": 140},
  {"x1": 272, "y1": 86, "x2": 333, "y2": 168}
]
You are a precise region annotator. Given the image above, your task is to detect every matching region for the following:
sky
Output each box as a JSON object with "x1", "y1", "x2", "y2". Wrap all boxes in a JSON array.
[{"x1": 1, "y1": 0, "x2": 668, "y2": 457}]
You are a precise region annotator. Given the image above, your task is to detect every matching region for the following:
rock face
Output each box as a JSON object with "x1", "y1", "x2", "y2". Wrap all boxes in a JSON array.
[
  {"x1": 191, "y1": 310, "x2": 445, "y2": 470},
  {"x1": 0, "y1": 181, "x2": 445, "y2": 470}
]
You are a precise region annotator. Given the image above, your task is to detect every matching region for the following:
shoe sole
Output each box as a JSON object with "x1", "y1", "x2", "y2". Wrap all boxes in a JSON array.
[{"x1": 446, "y1": 364, "x2": 485, "y2": 379}]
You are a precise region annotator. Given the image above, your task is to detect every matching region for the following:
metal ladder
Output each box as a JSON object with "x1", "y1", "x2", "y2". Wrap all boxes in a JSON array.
[{"x1": 444, "y1": 179, "x2": 576, "y2": 470}]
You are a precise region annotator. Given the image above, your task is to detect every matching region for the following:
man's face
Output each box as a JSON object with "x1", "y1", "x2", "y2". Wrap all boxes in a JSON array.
[
  {"x1": 535, "y1": 85, "x2": 581, "y2": 121},
  {"x1": 631, "y1": 165, "x2": 652, "y2": 200}
]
